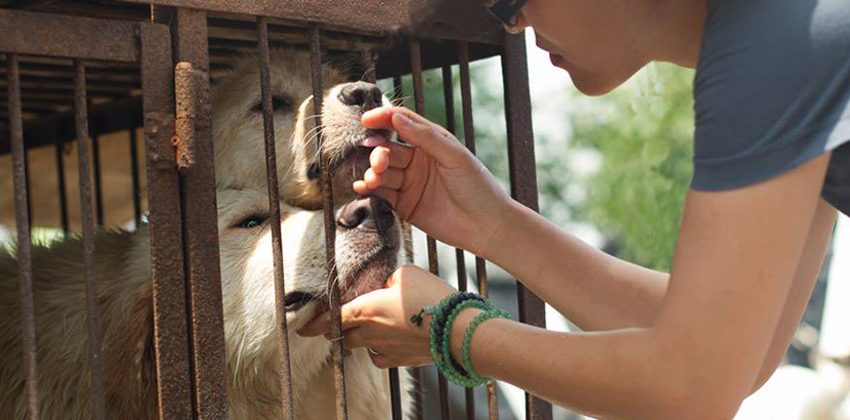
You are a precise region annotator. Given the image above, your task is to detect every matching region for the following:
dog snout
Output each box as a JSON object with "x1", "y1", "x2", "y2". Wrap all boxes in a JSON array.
[
  {"x1": 337, "y1": 82, "x2": 383, "y2": 112},
  {"x1": 336, "y1": 197, "x2": 395, "y2": 233}
]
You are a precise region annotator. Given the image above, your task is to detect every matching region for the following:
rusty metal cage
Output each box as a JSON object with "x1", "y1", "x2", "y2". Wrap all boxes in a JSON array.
[{"x1": 0, "y1": 2, "x2": 551, "y2": 419}]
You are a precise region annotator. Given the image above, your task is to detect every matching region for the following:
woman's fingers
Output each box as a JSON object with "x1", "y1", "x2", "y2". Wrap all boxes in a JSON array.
[
  {"x1": 370, "y1": 143, "x2": 414, "y2": 173},
  {"x1": 364, "y1": 167, "x2": 404, "y2": 190},
  {"x1": 362, "y1": 107, "x2": 463, "y2": 165}
]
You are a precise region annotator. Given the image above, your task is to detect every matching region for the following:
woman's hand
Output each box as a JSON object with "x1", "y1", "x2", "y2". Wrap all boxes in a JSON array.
[
  {"x1": 297, "y1": 265, "x2": 457, "y2": 368},
  {"x1": 355, "y1": 107, "x2": 514, "y2": 257}
]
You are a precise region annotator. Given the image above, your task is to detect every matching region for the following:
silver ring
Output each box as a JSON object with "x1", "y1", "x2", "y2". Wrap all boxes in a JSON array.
[{"x1": 367, "y1": 347, "x2": 380, "y2": 356}]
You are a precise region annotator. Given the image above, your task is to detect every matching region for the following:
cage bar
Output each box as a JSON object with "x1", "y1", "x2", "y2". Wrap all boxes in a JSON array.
[
  {"x1": 139, "y1": 21, "x2": 195, "y2": 420},
  {"x1": 173, "y1": 9, "x2": 229, "y2": 419},
  {"x1": 53, "y1": 136, "x2": 70, "y2": 235},
  {"x1": 7, "y1": 53, "x2": 41, "y2": 420},
  {"x1": 0, "y1": 10, "x2": 139, "y2": 62},
  {"x1": 73, "y1": 59, "x2": 108, "y2": 420},
  {"x1": 360, "y1": 46, "x2": 406, "y2": 420},
  {"x1": 256, "y1": 16, "x2": 297, "y2": 420},
  {"x1": 457, "y1": 40, "x2": 501, "y2": 420},
  {"x1": 91, "y1": 133, "x2": 105, "y2": 226},
  {"x1": 440, "y1": 61, "x2": 481, "y2": 420},
  {"x1": 128, "y1": 128, "x2": 142, "y2": 225},
  {"x1": 409, "y1": 38, "x2": 454, "y2": 420},
  {"x1": 309, "y1": 24, "x2": 350, "y2": 420},
  {"x1": 501, "y1": 33, "x2": 553, "y2": 420}
]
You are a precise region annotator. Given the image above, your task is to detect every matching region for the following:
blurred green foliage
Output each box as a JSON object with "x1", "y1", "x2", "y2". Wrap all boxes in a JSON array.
[{"x1": 568, "y1": 63, "x2": 695, "y2": 270}]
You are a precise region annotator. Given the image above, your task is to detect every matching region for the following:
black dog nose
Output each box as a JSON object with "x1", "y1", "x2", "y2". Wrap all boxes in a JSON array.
[
  {"x1": 338, "y1": 82, "x2": 383, "y2": 112},
  {"x1": 336, "y1": 197, "x2": 395, "y2": 233}
]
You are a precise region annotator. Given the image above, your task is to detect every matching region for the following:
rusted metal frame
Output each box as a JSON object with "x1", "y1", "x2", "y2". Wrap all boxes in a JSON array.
[
  {"x1": 440, "y1": 61, "x2": 481, "y2": 420},
  {"x1": 394, "y1": 63, "x2": 423, "y2": 420},
  {"x1": 54, "y1": 136, "x2": 70, "y2": 235},
  {"x1": 409, "y1": 38, "x2": 452, "y2": 420},
  {"x1": 128, "y1": 128, "x2": 142, "y2": 225},
  {"x1": 388, "y1": 76, "x2": 409, "y2": 420},
  {"x1": 73, "y1": 59, "x2": 108, "y2": 420},
  {"x1": 91, "y1": 133, "x2": 105, "y2": 226},
  {"x1": 117, "y1": 0, "x2": 504, "y2": 44},
  {"x1": 457, "y1": 40, "x2": 500, "y2": 420},
  {"x1": 0, "y1": 96, "x2": 143, "y2": 155},
  {"x1": 7, "y1": 53, "x2": 41, "y2": 420},
  {"x1": 173, "y1": 9, "x2": 229, "y2": 420},
  {"x1": 500, "y1": 34, "x2": 553, "y2": 420},
  {"x1": 256, "y1": 16, "x2": 296, "y2": 420},
  {"x1": 310, "y1": 24, "x2": 349, "y2": 420},
  {"x1": 0, "y1": 9, "x2": 139, "y2": 62},
  {"x1": 139, "y1": 22, "x2": 195, "y2": 420},
  {"x1": 361, "y1": 46, "x2": 405, "y2": 420}
]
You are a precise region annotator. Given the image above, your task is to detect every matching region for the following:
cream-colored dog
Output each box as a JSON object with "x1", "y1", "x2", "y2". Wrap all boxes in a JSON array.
[{"x1": 0, "y1": 50, "x2": 411, "y2": 419}]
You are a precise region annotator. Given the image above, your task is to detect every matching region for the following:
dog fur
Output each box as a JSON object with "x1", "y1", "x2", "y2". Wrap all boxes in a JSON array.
[{"x1": 0, "y1": 50, "x2": 412, "y2": 419}]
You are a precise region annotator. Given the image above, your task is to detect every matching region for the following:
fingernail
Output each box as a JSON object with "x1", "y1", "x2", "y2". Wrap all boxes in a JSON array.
[{"x1": 395, "y1": 113, "x2": 413, "y2": 127}]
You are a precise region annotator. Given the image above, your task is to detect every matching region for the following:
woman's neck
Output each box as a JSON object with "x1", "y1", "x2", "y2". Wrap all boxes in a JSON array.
[{"x1": 641, "y1": 0, "x2": 708, "y2": 68}]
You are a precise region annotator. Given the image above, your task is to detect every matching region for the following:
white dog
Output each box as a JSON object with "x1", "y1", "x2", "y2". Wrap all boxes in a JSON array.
[{"x1": 0, "y1": 50, "x2": 412, "y2": 419}]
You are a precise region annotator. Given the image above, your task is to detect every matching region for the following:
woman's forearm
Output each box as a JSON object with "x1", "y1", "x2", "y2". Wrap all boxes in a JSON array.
[
  {"x1": 447, "y1": 311, "x2": 736, "y2": 419},
  {"x1": 482, "y1": 200, "x2": 669, "y2": 331}
]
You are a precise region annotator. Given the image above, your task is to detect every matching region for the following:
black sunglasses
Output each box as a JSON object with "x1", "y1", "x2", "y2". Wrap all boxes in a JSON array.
[{"x1": 485, "y1": 0, "x2": 529, "y2": 28}]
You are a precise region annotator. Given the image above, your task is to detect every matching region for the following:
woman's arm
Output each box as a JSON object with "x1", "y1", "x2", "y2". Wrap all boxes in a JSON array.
[{"x1": 450, "y1": 153, "x2": 832, "y2": 418}]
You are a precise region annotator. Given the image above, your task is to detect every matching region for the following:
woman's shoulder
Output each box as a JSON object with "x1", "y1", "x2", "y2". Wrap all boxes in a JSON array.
[{"x1": 690, "y1": 0, "x2": 850, "y2": 208}]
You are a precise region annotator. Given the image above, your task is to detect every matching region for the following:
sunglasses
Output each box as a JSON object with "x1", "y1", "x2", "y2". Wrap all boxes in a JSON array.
[{"x1": 485, "y1": 0, "x2": 529, "y2": 32}]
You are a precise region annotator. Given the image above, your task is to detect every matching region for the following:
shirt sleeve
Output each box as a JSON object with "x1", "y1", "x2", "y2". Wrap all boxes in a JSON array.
[{"x1": 690, "y1": 0, "x2": 850, "y2": 191}]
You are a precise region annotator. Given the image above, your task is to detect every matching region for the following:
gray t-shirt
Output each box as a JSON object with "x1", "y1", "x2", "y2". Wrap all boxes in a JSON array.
[{"x1": 692, "y1": 0, "x2": 850, "y2": 216}]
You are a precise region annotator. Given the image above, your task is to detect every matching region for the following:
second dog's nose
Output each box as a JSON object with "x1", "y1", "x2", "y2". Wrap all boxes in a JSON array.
[
  {"x1": 338, "y1": 82, "x2": 383, "y2": 112},
  {"x1": 336, "y1": 197, "x2": 395, "y2": 233}
]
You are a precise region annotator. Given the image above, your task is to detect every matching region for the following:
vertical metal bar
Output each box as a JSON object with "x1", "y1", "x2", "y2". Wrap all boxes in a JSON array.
[
  {"x1": 91, "y1": 133, "x2": 105, "y2": 226},
  {"x1": 409, "y1": 38, "x2": 452, "y2": 420},
  {"x1": 74, "y1": 59, "x2": 107, "y2": 420},
  {"x1": 257, "y1": 16, "x2": 296, "y2": 420},
  {"x1": 128, "y1": 128, "x2": 142, "y2": 226},
  {"x1": 173, "y1": 9, "x2": 229, "y2": 419},
  {"x1": 361, "y1": 46, "x2": 376, "y2": 83},
  {"x1": 501, "y1": 33, "x2": 553, "y2": 420},
  {"x1": 54, "y1": 136, "x2": 70, "y2": 235},
  {"x1": 8, "y1": 53, "x2": 41, "y2": 420},
  {"x1": 140, "y1": 21, "x2": 194, "y2": 420},
  {"x1": 363, "y1": 47, "x2": 405, "y2": 420},
  {"x1": 402, "y1": 46, "x2": 424, "y2": 420},
  {"x1": 458, "y1": 41, "x2": 500, "y2": 420},
  {"x1": 441, "y1": 62, "x2": 480, "y2": 420},
  {"x1": 310, "y1": 24, "x2": 349, "y2": 420},
  {"x1": 388, "y1": 76, "x2": 408, "y2": 420},
  {"x1": 392, "y1": 76, "x2": 403, "y2": 105}
]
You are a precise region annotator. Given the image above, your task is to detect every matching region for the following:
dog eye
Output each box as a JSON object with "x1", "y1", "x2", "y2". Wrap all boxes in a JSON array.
[
  {"x1": 251, "y1": 95, "x2": 294, "y2": 114},
  {"x1": 235, "y1": 214, "x2": 269, "y2": 229}
]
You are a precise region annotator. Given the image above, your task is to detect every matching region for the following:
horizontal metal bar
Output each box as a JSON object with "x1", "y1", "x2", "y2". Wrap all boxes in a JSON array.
[
  {"x1": 0, "y1": 10, "x2": 139, "y2": 62},
  {"x1": 116, "y1": 0, "x2": 502, "y2": 43},
  {"x1": 0, "y1": 96, "x2": 142, "y2": 155}
]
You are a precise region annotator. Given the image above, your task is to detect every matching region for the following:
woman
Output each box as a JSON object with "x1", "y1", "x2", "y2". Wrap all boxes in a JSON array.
[{"x1": 299, "y1": 0, "x2": 850, "y2": 417}]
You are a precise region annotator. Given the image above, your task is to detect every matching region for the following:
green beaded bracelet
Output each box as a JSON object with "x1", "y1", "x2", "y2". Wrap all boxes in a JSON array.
[
  {"x1": 461, "y1": 307, "x2": 511, "y2": 384},
  {"x1": 413, "y1": 292, "x2": 511, "y2": 388},
  {"x1": 439, "y1": 299, "x2": 492, "y2": 387}
]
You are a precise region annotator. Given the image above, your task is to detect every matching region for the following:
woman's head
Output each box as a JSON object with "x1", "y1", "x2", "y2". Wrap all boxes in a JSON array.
[{"x1": 493, "y1": 0, "x2": 706, "y2": 95}]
